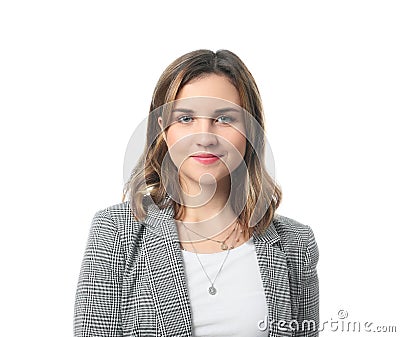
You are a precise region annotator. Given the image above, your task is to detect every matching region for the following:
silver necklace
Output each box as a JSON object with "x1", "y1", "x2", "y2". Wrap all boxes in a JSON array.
[
  {"x1": 183, "y1": 221, "x2": 239, "y2": 295},
  {"x1": 180, "y1": 220, "x2": 238, "y2": 250}
]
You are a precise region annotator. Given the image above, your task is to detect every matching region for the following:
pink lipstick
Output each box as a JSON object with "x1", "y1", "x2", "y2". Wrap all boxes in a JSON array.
[{"x1": 191, "y1": 153, "x2": 222, "y2": 165}]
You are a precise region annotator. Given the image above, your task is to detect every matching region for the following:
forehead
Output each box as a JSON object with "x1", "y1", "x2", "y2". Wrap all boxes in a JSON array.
[{"x1": 176, "y1": 74, "x2": 241, "y2": 106}]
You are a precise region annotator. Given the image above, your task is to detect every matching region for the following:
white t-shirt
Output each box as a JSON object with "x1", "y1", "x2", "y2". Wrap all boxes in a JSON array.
[{"x1": 181, "y1": 236, "x2": 269, "y2": 337}]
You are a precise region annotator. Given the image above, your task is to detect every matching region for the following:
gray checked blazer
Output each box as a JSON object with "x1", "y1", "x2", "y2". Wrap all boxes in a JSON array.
[{"x1": 74, "y1": 195, "x2": 319, "y2": 336}]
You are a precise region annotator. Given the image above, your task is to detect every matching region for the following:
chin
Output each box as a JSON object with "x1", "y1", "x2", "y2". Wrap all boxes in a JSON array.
[{"x1": 190, "y1": 172, "x2": 232, "y2": 185}]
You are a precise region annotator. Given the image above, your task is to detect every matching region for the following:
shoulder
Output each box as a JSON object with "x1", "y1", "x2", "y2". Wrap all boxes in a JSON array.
[
  {"x1": 94, "y1": 200, "x2": 135, "y2": 221},
  {"x1": 272, "y1": 213, "x2": 314, "y2": 244},
  {"x1": 271, "y1": 213, "x2": 319, "y2": 265},
  {"x1": 90, "y1": 200, "x2": 143, "y2": 245}
]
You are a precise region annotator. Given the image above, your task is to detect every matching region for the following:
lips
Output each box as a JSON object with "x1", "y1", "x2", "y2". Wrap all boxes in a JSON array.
[
  {"x1": 191, "y1": 153, "x2": 223, "y2": 158},
  {"x1": 190, "y1": 153, "x2": 223, "y2": 164}
]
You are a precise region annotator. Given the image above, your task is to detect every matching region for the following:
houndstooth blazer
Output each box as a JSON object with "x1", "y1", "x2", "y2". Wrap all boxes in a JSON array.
[{"x1": 74, "y1": 195, "x2": 319, "y2": 336}]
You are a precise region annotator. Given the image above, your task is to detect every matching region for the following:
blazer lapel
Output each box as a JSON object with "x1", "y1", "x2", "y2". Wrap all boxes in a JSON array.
[
  {"x1": 253, "y1": 221, "x2": 293, "y2": 337},
  {"x1": 142, "y1": 201, "x2": 193, "y2": 336}
]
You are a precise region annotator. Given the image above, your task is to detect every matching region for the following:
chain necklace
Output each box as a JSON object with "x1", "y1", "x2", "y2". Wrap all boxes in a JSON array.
[
  {"x1": 182, "y1": 220, "x2": 241, "y2": 295},
  {"x1": 180, "y1": 220, "x2": 238, "y2": 250}
]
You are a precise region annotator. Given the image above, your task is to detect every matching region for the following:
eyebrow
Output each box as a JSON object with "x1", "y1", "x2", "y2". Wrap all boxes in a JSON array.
[{"x1": 172, "y1": 107, "x2": 242, "y2": 115}]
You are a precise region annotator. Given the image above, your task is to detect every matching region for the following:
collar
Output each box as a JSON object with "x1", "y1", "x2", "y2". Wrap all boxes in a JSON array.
[{"x1": 142, "y1": 194, "x2": 281, "y2": 246}]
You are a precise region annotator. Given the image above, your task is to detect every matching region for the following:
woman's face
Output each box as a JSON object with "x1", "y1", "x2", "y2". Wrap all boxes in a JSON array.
[{"x1": 157, "y1": 74, "x2": 246, "y2": 191}]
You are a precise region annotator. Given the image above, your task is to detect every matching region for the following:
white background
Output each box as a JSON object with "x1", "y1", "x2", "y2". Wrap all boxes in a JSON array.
[{"x1": 1, "y1": 0, "x2": 399, "y2": 335}]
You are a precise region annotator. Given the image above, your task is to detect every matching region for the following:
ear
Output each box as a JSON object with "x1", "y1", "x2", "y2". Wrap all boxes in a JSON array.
[{"x1": 157, "y1": 117, "x2": 166, "y2": 142}]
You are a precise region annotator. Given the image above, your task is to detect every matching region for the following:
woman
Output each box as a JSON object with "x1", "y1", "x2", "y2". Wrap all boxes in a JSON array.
[{"x1": 74, "y1": 49, "x2": 319, "y2": 336}]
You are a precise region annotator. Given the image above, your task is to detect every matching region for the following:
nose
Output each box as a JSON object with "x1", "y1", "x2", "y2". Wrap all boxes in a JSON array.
[{"x1": 194, "y1": 117, "x2": 218, "y2": 147}]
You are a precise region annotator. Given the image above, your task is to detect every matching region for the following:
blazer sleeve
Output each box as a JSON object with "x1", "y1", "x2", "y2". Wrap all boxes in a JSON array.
[
  {"x1": 295, "y1": 226, "x2": 319, "y2": 337},
  {"x1": 74, "y1": 209, "x2": 125, "y2": 337}
]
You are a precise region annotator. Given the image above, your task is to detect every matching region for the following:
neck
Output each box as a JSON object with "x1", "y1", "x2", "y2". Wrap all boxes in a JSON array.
[
  {"x1": 175, "y1": 175, "x2": 240, "y2": 237},
  {"x1": 178, "y1": 174, "x2": 233, "y2": 221}
]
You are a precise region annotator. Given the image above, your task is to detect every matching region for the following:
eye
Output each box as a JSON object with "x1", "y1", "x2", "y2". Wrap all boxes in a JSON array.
[
  {"x1": 216, "y1": 115, "x2": 235, "y2": 124},
  {"x1": 177, "y1": 115, "x2": 193, "y2": 123},
  {"x1": 176, "y1": 114, "x2": 236, "y2": 124}
]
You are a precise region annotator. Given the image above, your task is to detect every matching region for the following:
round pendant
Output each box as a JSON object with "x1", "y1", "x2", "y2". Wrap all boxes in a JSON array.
[
  {"x1": 208, "y1": 286, "x2": 217, "y2": 295},
  {"x1": 221, "y1": 242, "x2": 228, "y2": 250}
]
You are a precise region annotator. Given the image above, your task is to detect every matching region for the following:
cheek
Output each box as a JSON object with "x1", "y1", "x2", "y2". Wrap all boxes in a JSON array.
[
  {"x1": 238, "y1": 135, "x2": 247, "y2": 155},
  {"x1": 227, "y1": 132, "x2": 247, "y2": 156},
  {"x1": 165, "y1": 128, "x2": 183, "y2": 148},
  {"x1": 164, "y1": 128, "x2": 191, "y2": 167}
]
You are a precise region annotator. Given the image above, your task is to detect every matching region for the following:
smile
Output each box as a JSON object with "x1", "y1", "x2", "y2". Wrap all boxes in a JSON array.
[{"x1": 190, "y1": 154, "x2": 223, "y2": 165}]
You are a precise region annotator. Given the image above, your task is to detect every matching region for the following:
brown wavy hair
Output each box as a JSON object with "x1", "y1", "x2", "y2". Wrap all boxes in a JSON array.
[{"x1": 122, "y1": 49, "x2": 282, "y2": 237}]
